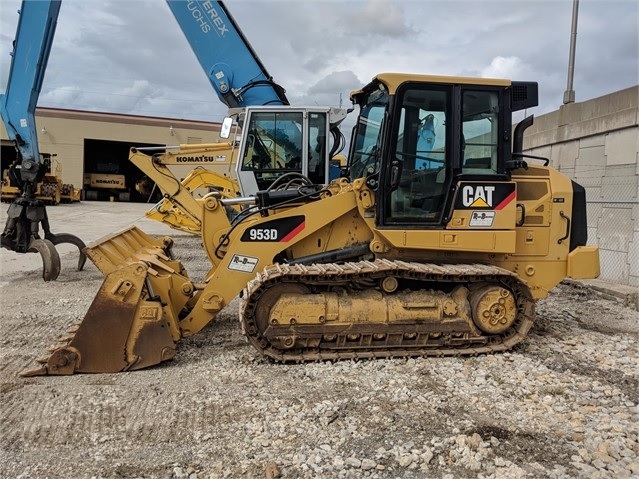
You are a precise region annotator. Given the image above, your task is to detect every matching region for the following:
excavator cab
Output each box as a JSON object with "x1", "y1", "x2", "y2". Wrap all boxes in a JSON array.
[{"x1": 235, "y1": 106, "x2": 348, "y2": 192}]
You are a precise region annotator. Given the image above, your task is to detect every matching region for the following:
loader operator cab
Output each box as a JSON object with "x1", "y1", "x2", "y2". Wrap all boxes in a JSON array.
[{"x1": 348, "y1": 73, "x2": 537, "y2": 226}]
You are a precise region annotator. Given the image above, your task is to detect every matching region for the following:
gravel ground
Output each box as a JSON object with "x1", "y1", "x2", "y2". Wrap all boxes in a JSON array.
[{"x1": 1, "y1": 234, "x2": 638, "y2": 479}]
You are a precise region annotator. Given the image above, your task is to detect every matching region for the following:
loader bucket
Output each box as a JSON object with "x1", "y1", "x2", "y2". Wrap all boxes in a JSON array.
[{"x1": 22, "y1": 226, "x2": 194, "y2": 376}]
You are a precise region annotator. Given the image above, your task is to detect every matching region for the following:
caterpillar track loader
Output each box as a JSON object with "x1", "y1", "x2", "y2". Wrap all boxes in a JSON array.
[{"x1": 24, "y1": 73, "x2": 600, "y2": 376}]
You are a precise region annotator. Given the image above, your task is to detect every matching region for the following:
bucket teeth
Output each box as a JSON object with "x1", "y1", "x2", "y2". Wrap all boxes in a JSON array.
[
  {"x1": 56, "y1": 335, "x2": 75, "y2": 343},
  {"x1": 19, "y1": 366, "x2": 48, "y2": 378}
]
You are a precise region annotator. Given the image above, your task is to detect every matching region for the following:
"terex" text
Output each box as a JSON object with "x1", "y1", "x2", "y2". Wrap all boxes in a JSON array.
[{"x1": 186, "y1": 0, "x2": 229, "y2": 36}]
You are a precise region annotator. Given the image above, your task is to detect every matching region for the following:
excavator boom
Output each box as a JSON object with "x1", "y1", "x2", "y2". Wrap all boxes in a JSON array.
[
  {"x1": 166, "y1": 0, "x2": 288, "y2": 108},
  {"x1": 0, "y1": 0, "x2": 60, "y2": 176}
]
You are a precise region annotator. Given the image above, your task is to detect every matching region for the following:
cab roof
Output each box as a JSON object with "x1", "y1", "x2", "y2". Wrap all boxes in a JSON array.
[{"x1": 351, "y1": 72, "x2": 512, "y2": 99}]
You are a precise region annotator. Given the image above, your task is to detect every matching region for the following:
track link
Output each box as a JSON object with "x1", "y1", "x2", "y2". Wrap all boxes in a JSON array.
[{"x1": 239, "y1": 259, "x2": 535, "y2": 362}]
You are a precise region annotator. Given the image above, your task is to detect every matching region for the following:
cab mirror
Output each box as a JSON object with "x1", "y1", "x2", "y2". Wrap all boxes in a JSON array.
[{"x1": 220, "y1": 117, "x2": 233, "y2": 139}]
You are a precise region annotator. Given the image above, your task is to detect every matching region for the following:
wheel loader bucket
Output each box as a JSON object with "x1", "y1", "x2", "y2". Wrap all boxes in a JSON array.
[{"x1": 21, "y1": 226, "x2": 194, "y2": 376}]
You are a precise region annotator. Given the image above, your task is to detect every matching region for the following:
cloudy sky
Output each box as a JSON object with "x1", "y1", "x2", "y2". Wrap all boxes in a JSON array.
[{"x1": 1, "y1": 0, "x2": 637, "y2": 127}]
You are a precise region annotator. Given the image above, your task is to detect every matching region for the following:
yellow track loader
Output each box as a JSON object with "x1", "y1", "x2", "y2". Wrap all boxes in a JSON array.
[{"x1": 24, "y1": 74, "x2": 600, "y2": 376}]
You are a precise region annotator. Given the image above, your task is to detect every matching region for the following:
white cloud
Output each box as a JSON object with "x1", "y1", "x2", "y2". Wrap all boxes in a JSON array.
[
  {"x1": 0, "y1": 0, "x2": 636, "y2": 123},
  {"x1": 308, "y1": 71, "x2": 363, "y2": 96},
  {"x1": 348, "y1": 0, "x2": 414, "y2": 38},
  {"x1": 481, "y1": 56, "x2": 528, "y2": 80}
]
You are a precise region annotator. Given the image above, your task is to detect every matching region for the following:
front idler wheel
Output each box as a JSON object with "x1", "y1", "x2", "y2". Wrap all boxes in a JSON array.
[{"x1": 469, "y1": 284, "x2": 518, "y2": 334}]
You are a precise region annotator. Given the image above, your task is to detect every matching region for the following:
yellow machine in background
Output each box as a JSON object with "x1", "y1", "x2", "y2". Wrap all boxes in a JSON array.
[
  {"x1": 82, "y1": 172, "x2": 127, "y2": 201},
  {"x1": 130, "y1": 108, "x2": 349, "y2": 234},
  {"x1": 25, "y1": 73, "x2": 600, "y2": 376},
  {"x1": 129, "y1": 141, "x2": 241, "y2": 234},
  {"x1": 2, "y1": 153, "x2": 80, "y2": 205}
]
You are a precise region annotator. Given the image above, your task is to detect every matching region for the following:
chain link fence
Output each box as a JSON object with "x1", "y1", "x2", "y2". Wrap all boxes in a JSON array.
[{"x1": 585, "y1": 179, "x2": 638, "y2": 286}]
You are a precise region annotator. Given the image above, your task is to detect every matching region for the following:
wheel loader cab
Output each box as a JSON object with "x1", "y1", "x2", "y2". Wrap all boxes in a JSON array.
[{"x1": 349, "y1": 74, "x2": 532, "y2": 227}]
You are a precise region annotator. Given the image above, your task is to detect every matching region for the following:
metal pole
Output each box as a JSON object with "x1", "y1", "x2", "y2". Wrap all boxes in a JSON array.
[{"x1": 563, "y1": 0, "x2": 579, "y2": 104}]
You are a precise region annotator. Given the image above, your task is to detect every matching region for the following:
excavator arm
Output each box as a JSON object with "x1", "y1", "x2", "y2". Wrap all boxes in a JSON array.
[
  {"x1": 0, "y1": 0, "x2": 86, "y2": 281},
  {"x1": 129, "y1": 144, "x2": 242, "y2": 234},
  {"x1": 165, "y1": 0, "x2": 288, "y2": 108},
  {"x1": 0, "y1": 0, "x2": 59, "y2": 185}
]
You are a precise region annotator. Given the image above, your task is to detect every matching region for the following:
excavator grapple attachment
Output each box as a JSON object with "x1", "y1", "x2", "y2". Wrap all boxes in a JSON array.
[
  {"x1": 26, "y1": 237, "x2": 61, "y2": 281},
  {"x1": 21, "y1": 226, "x2": 193, "y2": 376},
  {"x1": 1, "y1": 196, "x2": 86, "y2": 281},
  {"x1": 46, "y1": 232, "x2": 87, "y2": 272}
]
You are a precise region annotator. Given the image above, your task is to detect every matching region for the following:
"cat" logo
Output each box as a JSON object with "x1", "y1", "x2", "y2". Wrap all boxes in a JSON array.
[{"x1": 462, "y1": 185, "x2": 495, "y2": 208}]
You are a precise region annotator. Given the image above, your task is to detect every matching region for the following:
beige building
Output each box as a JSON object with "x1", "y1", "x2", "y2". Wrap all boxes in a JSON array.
[{"x1": 1, "y1": 107, "x2": 227, "y2": 201}]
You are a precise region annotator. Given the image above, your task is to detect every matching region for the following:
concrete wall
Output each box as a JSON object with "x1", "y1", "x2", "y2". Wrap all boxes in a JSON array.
[
  {"x1": 523, "y1": 86, "x2": 639, "y2": 286},
  {"x1": 1, "y1": 108, "x2": 227, "y2": 188}
]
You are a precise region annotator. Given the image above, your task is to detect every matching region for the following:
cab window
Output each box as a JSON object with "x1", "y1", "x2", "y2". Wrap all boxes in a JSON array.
[
  {"x1": 386, "y1": 86, "x2": 450, "y2": 224},
  {"x1": 240, "y1": 111, "x2": 303, "y2": 171},
  {"x1": 307, "y1": 112, "x2": 327, "y2": 184},
  {"x1": 461, "y1": 90, "x2": 499, "y2": 174},
  {"x1": 349, "y1": 89, "x2": 387, "y2": 180}
]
